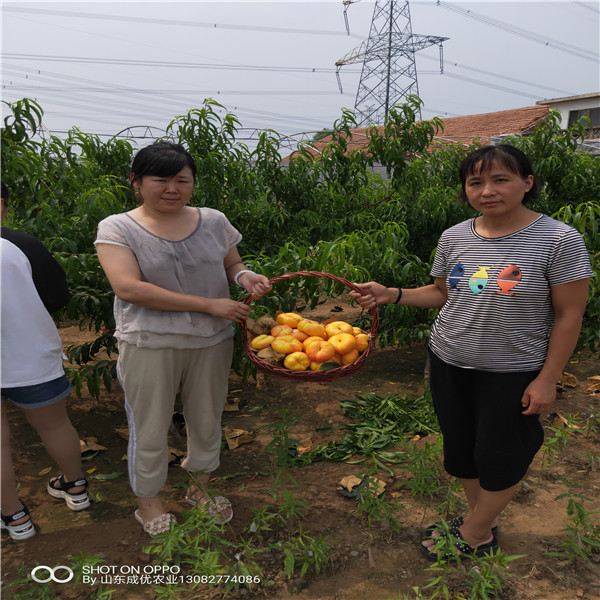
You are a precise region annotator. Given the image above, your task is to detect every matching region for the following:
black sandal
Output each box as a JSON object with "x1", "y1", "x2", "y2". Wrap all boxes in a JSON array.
[
  {"x1": 0, "y1": 501, "x2": 36, "y2": 540},
  {"x1": 424, "y1": 516, "x2": 498, "y2": 541},
  {"x1": 47, "y1": 474, "x2": 90, "y2": 511},
  {"x1": 421, "y1": 521, "x2": 499, "y2": 562}
]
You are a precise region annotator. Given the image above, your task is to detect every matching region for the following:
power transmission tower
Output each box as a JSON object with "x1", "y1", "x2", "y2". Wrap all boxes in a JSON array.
[{"x1": 336, "y1": 0, "x2": 448, "y2": 126}]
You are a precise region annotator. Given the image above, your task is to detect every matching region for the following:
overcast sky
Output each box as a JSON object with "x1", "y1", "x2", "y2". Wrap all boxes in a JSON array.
[{"x1": 2, "y1": 0, "x2": 599, "y2": 147}]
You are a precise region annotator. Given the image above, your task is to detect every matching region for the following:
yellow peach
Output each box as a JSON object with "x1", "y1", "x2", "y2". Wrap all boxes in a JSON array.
[
  {"x1": 271, "y1": 335, "x2": 303, "y2": 354},
  {"x1": 355, "y1": 333, "x2": 370, "y2": 353},
  {"x1": 297, "y1": 319, "x2": 327, "y2": 339},
  {"x1": 328, "y1": 332, "x2": 356, "y2": 355},
  {"x1": 270, "y1": 324, "x2": 293, "y2": 337},
  {"x1": 352, "y1": 327, "x2": 364, "y2": 336},
  {"x1": 325, "y1": 321, "x2": 354, "y2": 338},
  {"x1": 305, "y1": 339, "x2": 335, "y2": 363},
  {"x1": 330, "y1": 352, "x2": 343, "y2": 365},
  {"x1": 289, "y1": 329, "x2": 309, "y2": 342},
  {"x1": 302, "y1": 335, "x2": 326, "y2": 350},
  {"x1": 276, "y1": 312, "x2": 303, "y2": 328},
  {"x1": 250, "y1": 334, "x2": 275, "y2": 350},
  {"x1": 340, "y1": 348, "x2": 359, "y2": 365},
  {"x1": 284, "y1": 351, "x2": 310, "y2": 371}
]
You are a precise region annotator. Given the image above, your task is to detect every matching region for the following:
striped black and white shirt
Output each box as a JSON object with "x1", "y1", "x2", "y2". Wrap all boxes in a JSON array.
[{"x1": 429, "y1": 214, "x2": 593, "y2": 372}]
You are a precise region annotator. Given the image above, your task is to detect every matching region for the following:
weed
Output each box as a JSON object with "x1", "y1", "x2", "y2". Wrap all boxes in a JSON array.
[
  {"x1": 264, "y1": 407, "x2": 302, "y2": 469},
  {"x1": 400, "y1": 437, "x2": 445, "y2": 499},
  {"x1": 143, "y1": 505, "x2": 262, "y2": 594},
  {"x1": 581, "y1": 403, "x2": 600, "y2": 438},
  {"x1": 581, "y1": 450, "x2": 600, "y2": 471},
  {"x1": 278, "y1": 526, "x2": 331, "y2": 579},
  {"x1": 245, "y1": 505, "x2": 277, "y2": 539},
  {"x1": 548, "y1": 477, "x2": 600, "y2": 562},
  {"x1": 2, "y1": 557, "x2": 117, "y2": 600},
  {"x1": 0, "y1": 564, "x2": 54, "y2": 600},
  {"x1": 540, "y1": 413, "x2": 580, "y2": 467},
  {"x1": 354, "y1": 472, "x2": 404, "y2": 531},
  {"x1": 275, "y1": 487, "x2": 308, "y2": 526},
  {"x1": 434, "y1": 478, "x2": 467, "y2": 520},
  {"x1": 307, "y1": 392, "x2": 438, "y2": 464},
  {"x1": 225, "y1": 537, "x2": 265, "y2": 592},
  {"x1": 423, "y1": 526, "x2": 524, "y2": 600}
]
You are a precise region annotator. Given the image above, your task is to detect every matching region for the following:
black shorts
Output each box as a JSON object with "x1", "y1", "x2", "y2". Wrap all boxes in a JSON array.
[{"x1": 428, "y1": 349, "x2": 544, "y2": 491}]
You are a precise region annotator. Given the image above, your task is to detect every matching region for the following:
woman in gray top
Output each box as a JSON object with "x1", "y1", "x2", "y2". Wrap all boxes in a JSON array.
[{"x1": 96, "y1": 142, "x2": 271, "y2": 536}]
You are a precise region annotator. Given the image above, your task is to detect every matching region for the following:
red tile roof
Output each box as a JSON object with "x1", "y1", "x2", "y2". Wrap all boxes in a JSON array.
[{"x1": 285, "y1": 105, "x2": 550, "y2": 161}]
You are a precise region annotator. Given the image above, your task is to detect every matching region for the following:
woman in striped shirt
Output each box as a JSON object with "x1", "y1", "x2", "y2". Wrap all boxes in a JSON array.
[{"x1": 351, "y1": 145, "x2": 592, "y2": 561}]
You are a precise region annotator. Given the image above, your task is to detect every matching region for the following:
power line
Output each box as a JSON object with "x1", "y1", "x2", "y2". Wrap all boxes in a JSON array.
[
  {"x1": 416, "y1": 53, "x2": 576, "y2": 98},
  {"x1": 7, "y1": 85, "x2": 343, "y2": 97},
  {"x1": 436, "y1": 1, "x2": 598, "y2": 63},
  {"x1": 441, "y1": 72, "x2": 543, "y2": 101},
  {"x1": 2, "y1": 53, "x2": 361, "y2": 74},
  {"x1": 3, "y1": 6, "x2": 362, "y2": 38},
  {"x1": 574, "y1": 1, "x2": 600, "y2": 14},
  {"x1": 3, "y1": 66, "x2": 338, "y2": 132}
]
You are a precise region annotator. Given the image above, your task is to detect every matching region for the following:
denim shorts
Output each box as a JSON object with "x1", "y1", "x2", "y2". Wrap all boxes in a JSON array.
[{"x1": 1, "y1": 375, "x2": 72, "y2": 409}]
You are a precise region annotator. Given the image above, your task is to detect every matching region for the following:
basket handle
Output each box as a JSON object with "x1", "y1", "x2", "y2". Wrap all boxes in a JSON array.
[{"x1": 241, "y1": 270, "x2": 378, "y2": 337}]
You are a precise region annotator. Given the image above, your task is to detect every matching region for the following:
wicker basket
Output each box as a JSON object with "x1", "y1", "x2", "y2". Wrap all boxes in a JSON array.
[{"x1": 240, "y1": 271, "x2": 378, "y2": 382}]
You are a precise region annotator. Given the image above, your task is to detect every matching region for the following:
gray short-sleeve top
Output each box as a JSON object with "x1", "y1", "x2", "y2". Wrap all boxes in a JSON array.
[{"x1": 95, "y1": 207, "x2": 242, "y2": 349}]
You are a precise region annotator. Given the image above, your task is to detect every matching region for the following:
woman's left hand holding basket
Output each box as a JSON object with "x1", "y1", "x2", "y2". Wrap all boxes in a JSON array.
[{"x1": 237, "y1": 271, "x2": 272, "y2": 300}]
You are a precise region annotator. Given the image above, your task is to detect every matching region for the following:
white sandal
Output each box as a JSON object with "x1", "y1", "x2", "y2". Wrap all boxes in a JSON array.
[
  {"x1": 134, "y1": 510, "x2": 176, "y2": 537},
  {"x1": 185, "y1": 492, "x2": 233, "y2": 524},
  {"x1": 0, "y1": 502, "x2": 36, "y2": 541}
]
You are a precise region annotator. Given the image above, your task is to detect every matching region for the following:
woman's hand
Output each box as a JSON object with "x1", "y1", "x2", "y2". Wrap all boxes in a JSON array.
[
  {"x1": 521, "y1": 376, "x2": 556, "y2": 415},
  {"x1": 349, "y1": 282, "x2": 397, "y2": 308},
  {"x1": 238, "y1": 272, "x2": 272, "y2": 300},
  {"x1": 205, "y1": 298, "x2": 251, "y2": 323}
]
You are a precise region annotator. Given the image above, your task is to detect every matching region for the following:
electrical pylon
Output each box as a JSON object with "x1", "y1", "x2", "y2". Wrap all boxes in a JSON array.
[{"x1": 336, "y1": 0, "x2": 448, "y2": 126}]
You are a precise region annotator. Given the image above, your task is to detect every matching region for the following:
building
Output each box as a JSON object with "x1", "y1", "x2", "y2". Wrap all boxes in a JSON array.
[
  {"x1": 536, "y1": 93, "x2": 600, "y2": 151},
  {"x1": 284, "y1": 104, "x2": 551, "y2": 163}
]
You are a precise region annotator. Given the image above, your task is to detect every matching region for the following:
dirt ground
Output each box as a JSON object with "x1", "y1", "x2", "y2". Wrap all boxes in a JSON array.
[{"x1": 2, "y1": 300, "x2": 600, "y2": 600}]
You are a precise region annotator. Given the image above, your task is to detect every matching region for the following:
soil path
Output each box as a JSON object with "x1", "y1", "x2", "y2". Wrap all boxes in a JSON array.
[{"x1": 2, "y1": 311, "x2": 599, "y2": 600}]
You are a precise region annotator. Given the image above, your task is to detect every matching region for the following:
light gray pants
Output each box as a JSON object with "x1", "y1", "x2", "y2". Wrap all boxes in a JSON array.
[{"x1": 117, "y1": 338, "x2": 234, "y2": 498}]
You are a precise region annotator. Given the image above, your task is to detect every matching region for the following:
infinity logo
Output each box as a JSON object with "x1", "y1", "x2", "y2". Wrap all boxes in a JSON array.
[{"x1": 30, "y1": 565, "x2": 74, "y2": 584}]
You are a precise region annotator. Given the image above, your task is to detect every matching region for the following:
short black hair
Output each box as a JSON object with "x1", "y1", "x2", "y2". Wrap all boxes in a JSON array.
[
  {"x1": 458, "y1": 144, "x2": 539, "y2": 204},
  {"x1": 130, "y1": 142, "x2": 197, "y2": 185},
  {"x1": 1, "y1": 182, "x2": 9, "y2": 205}
]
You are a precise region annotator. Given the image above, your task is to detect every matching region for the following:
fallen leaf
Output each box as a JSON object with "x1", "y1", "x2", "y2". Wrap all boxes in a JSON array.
[
  {"x1": 223, "y1": 427, "x2": 255, "y2": 450},
  {"x1": 168, "y1": 447, "x2": 185, "y2": 465},
  {"x1": 90, "y1": 472, "x2": 122, "y2": 480},
  {"x1": 339, "y1": 475, "x2": 363, "y2": 492},
  {"x1": 297, "y1": 437, "x2": 313, "y2": 455},
  {"x1": 115, "y1": 428, "x2": 129, "y2": 441},
  {"x1": 86, "y1": 467, "x2": 97, "y2": 474},
  {"x1": 224, "y1": 398, "x2": 241, "y2": 412},
  {"x1": 38, "y1": 466, "x2": 53, "y2": 476},
  {"x1": 368, "y1": 477, "x2": 387, "y2": 496},
  {"x1": 80, "y1": 438, "x2": 107, "y2": 454},
  {"x1": 585, "y1": 381, "x2": 600, "y2": 394},
  {"x1": 558, "y1": 372, "x2": 578, "y2": 388},
  {"x1": 548, "y1": 412, "x2": 580, "y2": 432}
]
